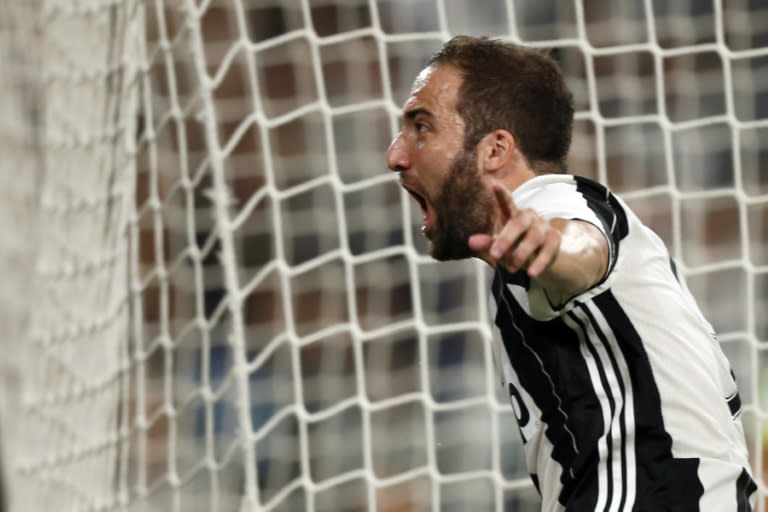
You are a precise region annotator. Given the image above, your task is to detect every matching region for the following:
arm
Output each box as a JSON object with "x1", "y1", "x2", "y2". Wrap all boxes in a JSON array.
[
  {"x1": 533, "y1": 217, "x2": 609, "y2": 305},
  {"x1": 469, "y1": 183, "x2": 609, "y2": 306}
]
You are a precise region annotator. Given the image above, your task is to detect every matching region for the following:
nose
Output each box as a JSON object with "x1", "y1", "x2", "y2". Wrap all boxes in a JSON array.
[{"x1": 386, "y1": 132, "x2": 409, "y2": 173}]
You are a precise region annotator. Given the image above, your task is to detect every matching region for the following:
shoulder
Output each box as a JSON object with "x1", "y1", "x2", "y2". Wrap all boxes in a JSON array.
[
  {"x1": 512, "y1": 173, "x2": 578, "y2": 208},
  {"x1": 513, "y1": 174, "x2": 615, "y2": 233},
  {"x1": 517, "y1": 173, "x2": 631, "y2": 250}
]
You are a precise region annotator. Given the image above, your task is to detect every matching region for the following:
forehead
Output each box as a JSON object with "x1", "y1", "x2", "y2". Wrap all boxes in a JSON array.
[{"x1": 403, "y1": 64, "x2": 463, "y2": 117}]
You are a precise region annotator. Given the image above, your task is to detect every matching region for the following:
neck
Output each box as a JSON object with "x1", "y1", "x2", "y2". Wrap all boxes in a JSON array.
[
  {"x1": 496, "y1": 163, "x2": 536, "y2": 194},
  {"x1": 529, "y1": 159, "x2": 566, "y2": 175}
]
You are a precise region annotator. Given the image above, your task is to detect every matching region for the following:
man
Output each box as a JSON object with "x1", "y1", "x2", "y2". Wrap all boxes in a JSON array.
[{"x1": 386, "y1": 36, "x2": 756, "y2": 511}]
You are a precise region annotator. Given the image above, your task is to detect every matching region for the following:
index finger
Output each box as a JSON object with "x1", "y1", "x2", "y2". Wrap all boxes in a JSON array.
[{"x1": 492, "y1": 182, "x2": 518, "y2": 224}]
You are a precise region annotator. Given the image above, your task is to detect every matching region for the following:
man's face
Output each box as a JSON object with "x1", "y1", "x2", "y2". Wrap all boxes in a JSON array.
[{"x1": 386, "y1": 64, "x2": 493, "y2": 260}]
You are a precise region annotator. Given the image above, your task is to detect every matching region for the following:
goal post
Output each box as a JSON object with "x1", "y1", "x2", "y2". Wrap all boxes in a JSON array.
[
  {"x1": 0, "y1": 1, "x2": 766, "y2": 511},
  {"x1": 0, "y1": 0, "x2": 141, "y2": 510}
]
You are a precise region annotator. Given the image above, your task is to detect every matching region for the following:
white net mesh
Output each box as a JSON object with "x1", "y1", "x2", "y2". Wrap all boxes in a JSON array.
[
  {"x1": 0, "y1": 1, "x2": 140, "y2": 510},
  {"x1": 0, "y1": 1, "x2": 766, "y2": 511}
]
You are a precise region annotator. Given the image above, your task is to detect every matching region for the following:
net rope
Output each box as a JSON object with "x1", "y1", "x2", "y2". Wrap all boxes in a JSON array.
[{"x1": 0, "y1": 1, "x2": 766, "y2": 511}]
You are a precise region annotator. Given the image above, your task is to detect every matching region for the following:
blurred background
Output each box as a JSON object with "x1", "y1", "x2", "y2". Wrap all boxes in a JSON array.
[{"x1": 0, "y1": 0, "x2": 766, "y2": 511}]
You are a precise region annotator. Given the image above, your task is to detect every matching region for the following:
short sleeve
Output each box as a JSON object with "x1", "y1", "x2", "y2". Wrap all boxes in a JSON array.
[{"x1": 512, "y1": 174, "x2": 629, "y2": 277}]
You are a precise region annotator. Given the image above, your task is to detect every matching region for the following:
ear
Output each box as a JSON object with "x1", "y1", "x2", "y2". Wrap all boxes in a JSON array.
[{"x1": 478, "y1": 129, "x2": 516, "y2": 174}]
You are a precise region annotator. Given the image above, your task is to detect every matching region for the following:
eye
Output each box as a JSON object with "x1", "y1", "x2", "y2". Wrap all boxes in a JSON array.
[{"x1": 415, "y1": 122, "x2": 428, "y2": 134}]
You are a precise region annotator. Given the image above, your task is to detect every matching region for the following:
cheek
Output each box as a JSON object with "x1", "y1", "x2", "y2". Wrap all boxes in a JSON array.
[{"x1": 431, "y1": 136, "x2": 463, "y2": 157}]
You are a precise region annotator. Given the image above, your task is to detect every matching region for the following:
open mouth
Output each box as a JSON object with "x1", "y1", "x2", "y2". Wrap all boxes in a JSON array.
[
  {"x1": 400, "y1": 181, "x2": 433, "y2": 237},
  {"x1": 404, "y1": 186, "x2": 428, "y2": 215},
  {"x1": 400, "y1": 181, "x2": 428, "y2": 215}
]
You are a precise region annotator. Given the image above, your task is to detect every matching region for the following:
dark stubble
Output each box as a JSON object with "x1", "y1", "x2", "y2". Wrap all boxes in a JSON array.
[{"x1": 428, "y1": 149, "x2": 494, "y2": 261}]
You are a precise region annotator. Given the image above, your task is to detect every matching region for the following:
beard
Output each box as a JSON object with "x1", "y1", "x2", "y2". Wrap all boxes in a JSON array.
[{"x1": 428, "y1": 149, "x2": 494, "y2": 261}]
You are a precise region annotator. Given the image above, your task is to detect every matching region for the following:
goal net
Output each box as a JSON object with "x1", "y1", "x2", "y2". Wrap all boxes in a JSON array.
[{"x1": 0, "y1": 1, "x2": 765, "y2": 511}]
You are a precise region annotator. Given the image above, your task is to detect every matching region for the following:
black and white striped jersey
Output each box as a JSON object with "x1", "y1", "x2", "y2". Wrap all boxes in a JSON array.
[{"x1": 489, "y1": 174, "x2": 756, "y2": 511}]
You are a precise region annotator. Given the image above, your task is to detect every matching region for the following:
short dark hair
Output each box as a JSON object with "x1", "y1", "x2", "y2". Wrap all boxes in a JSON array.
[{"x1": 429, "y1": 36, "x2": 574, "y2": 173}]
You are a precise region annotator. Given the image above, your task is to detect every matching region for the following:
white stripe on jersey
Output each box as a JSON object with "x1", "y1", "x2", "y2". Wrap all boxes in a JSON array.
[
  {"x1": 583, "y1": 301, "x2": 638, "y2": 511},
  {"x1": 563, "y1": 302, "x2": 637, "y2": 512},
  {"x1": 561, "y1": 311, "x2": 615, "y2": 511}
]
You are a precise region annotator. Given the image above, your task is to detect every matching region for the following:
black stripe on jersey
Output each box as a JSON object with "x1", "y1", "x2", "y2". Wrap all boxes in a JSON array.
[
  {"x1": 531, "y1": 473, "x2": 540, "y2": 494},
  {"x1": 500, "y1": 266, "x2": 531, "y2": 290},
  {"x1": 727, "y1": 371, "x2": 743, "y2": 418},
  {"x1": 493, "y1": 268, "x2": 611, "y2": 508},
  {"x1": 669, "y1": 257, "x2": 680, "y2": 282},
  {"x1": 726, "y1": 391, "x2": 742, "y2": 418},
  {"x1": 592, "y1": 290, "x2": 704, "y2": 510},
  {"x1": 492, "y1": 269, "x2": 584, "y2": 489},
  {"x1": 736, "y1": 467, "x2": 757, "y2": 512},
  {"x1": 574, "y1": 176, "x2": 629, "y2": 276}
]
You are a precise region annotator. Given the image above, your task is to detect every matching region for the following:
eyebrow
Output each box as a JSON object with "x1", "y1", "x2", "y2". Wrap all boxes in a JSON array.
[{"x1": 404, "y1": 107, "x2": 433, "y2": 121}]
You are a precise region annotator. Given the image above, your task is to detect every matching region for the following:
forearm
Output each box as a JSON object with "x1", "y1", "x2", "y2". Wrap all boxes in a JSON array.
[
  {"x1": 535, "y1": 218, "x2": 609, "y2": 305},
  {"x1": 468, "y1": 184, "x2": 610, "y2": 305}
]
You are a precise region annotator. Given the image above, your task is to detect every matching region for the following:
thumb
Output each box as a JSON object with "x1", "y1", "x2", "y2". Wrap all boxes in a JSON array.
[
  {"x1": 468, "y1": 233, "x2": 497, "y2": 265},
  {"x1": 468, "y1": 233, "x2": 493, "y2": 252}
]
